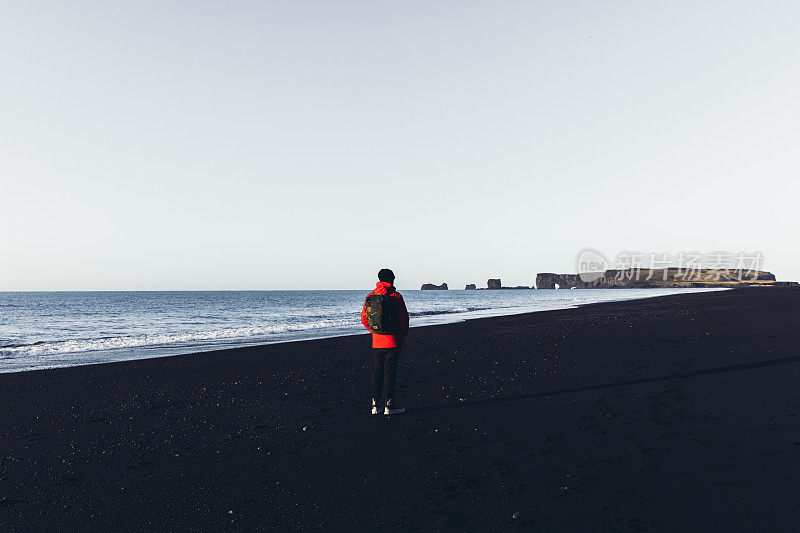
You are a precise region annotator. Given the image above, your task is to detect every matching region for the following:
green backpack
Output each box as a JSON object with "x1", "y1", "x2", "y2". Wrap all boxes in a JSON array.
[{"x1": 365, "y1": 292, "x2": 398, "y2": 334}]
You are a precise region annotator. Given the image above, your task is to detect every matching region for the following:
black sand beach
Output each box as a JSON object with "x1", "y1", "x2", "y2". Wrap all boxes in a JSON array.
[{"x1": 1, "y1": 288, "x2": 799, "y2": 531}]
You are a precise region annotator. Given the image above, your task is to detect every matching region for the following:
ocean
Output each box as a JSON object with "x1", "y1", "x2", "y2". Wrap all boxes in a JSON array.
[{"x1": 0, "y1": 288, "x2": 720, "y2": 373}]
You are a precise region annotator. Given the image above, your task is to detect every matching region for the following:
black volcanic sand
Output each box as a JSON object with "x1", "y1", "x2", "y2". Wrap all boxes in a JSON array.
[{"x1": 1, "y1": 288, "x2": 799, "y2": 531}]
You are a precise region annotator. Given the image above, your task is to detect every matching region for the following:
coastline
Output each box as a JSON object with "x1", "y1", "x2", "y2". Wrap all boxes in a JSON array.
[
  {"x1": 1, "y1": 287, "x2": 723, "y2": 374},
  {"x1": 1, "y1": 287, "x2": 798, "y2": 530}
]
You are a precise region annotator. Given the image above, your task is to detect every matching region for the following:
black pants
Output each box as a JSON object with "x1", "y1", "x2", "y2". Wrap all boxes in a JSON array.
[{"x1": 372, "y1": 347, "x2": 401, "y2": 402}]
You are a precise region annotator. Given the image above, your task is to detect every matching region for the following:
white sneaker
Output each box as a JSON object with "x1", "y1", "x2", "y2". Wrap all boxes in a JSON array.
[
  {"x1": 371, "y1": 399, "x2": 380, "y2": 415},
  {"x1": 384, "y1": 400, "x2": 405, "y2": 415}
]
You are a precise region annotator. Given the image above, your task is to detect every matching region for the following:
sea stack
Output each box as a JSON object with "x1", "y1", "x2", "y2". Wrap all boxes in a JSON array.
[
  {"x1": 421, "y1": 283, "x2": 448, "y2": 290},
  {"x1": 487, "y1": 279, "x2": 501, "y2": 289},
  {"x1": 465, "y1": 284, "x2": 477, "y2": 290}
]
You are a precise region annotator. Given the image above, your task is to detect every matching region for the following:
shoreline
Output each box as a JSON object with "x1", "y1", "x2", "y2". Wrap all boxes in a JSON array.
[
  {"x1": 1, "y1": 287, "x2": 798, "y2": 530},
  {"x1": 1, "y1": 287, "x2": 725, "y2": 375}
]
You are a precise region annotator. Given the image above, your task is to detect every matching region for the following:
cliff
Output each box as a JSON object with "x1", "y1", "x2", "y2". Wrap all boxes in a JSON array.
[
  {"x1": 421, "y1": 283, "x2": 448, "y2": 290},
  {"x1": 535, "y1": 269, "x2": 787, "y2": 289}
]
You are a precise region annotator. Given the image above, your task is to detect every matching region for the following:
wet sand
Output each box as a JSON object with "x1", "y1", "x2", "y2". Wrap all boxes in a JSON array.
[{"x1": 1, "y1": 287, "x2": 799, "y2": 531}]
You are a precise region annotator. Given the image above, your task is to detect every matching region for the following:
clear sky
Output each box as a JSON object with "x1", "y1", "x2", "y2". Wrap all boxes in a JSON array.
[{"x1": 2, "y1": 1, "x2": 798, "y2": 290}]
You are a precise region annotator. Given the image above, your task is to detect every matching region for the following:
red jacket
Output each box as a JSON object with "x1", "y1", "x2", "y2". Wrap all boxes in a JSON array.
[{"x1": 361, "y1": 282, "x2": 410, "y2": 348}]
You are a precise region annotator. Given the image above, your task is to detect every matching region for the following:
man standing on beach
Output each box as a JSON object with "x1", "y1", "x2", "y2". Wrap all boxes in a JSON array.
[{"x1": 361, "y1": 268, "x2": 409, "y2": 415}]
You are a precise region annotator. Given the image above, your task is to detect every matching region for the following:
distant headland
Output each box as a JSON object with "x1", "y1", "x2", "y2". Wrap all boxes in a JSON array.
[
  {"x1": 536, "y1": 269, "x2": 798, "y2": 289},
  {"x1": 421, "y1": 270, "x2": 798, "y2": 290}
]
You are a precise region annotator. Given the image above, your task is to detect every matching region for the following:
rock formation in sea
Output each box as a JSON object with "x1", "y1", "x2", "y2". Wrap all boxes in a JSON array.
[
  {"x1": 465, "y1": 284, "x2": 477, "y2": 290},
  {"x1": 481, "y1": 279, "x2": 531, "y2": 289},
  {"x1": 535, "y1": 269, "x2": 793, "y2": 289},
  {"x1": 421, "y1": 283, "x2": 448, "y2": 290}
]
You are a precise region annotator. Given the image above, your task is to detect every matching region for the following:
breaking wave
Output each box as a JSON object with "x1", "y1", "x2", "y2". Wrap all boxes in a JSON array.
[
  {"x1": 0, "y1": 318, "x2": 360, "y2": 358},
  {"x1": 409, "y1": 306, "x2": 492, "y2": 317}
]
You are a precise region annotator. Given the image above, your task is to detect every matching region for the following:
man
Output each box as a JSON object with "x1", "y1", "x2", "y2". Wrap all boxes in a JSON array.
[{"x1": 361, "y1": 268, "x2": 410, "y2": 415}]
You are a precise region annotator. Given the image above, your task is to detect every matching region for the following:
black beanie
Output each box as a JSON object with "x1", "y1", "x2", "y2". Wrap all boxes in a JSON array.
[{"x1": 378, "y1": 268, "x2": 395, "y2": 283}]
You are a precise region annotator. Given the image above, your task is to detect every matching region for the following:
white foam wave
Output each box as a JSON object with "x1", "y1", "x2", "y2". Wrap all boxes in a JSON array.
[{"x1": 0, "y1": 318, "x2": 360, "y2": 358}]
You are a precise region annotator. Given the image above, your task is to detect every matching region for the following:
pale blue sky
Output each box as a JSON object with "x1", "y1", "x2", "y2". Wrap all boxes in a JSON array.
[{"x1": 2, "y1": 1, "x2": 798, "y2": 290}]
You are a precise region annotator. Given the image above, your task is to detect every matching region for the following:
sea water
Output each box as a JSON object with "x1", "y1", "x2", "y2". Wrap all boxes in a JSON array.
[{"x1": 0, "y1": 288, "x2": 720, "y2": 373}]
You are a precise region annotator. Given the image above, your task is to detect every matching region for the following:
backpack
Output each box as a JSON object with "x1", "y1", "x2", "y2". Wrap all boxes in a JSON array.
[{"x1": 365, "y1": 291, "x2": 398, "y2": 334}]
